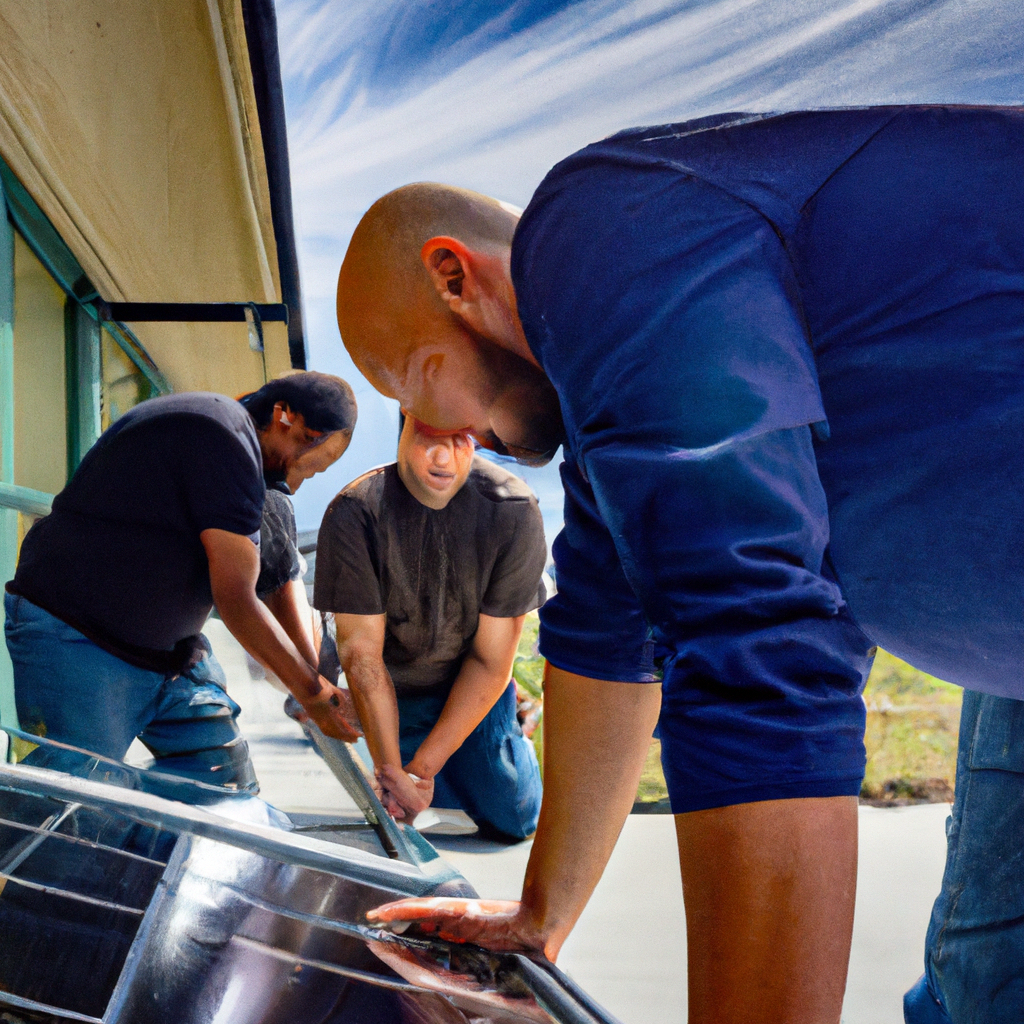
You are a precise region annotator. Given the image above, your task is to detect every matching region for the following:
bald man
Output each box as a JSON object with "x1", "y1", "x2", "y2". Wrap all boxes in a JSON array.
[{"x1": 335, "y1": 107, "x2": 1024, "y2": 1024}]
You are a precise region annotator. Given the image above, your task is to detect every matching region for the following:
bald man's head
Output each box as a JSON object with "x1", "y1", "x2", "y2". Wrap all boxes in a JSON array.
[
  {"x1": 337, "y1": 182, "x2": 564, "y2": 465},
  {"x1": 337, "y1": 182, "x2": 518, "y2": 387}
]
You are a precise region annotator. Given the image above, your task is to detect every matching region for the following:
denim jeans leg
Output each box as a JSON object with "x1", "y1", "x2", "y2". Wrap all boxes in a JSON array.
[
  {"x1": 397, "y1": 682, "x2": 543, "y2": 840},
  {"x1": 139, "y1": 642, "x2": 258, "y2": 792},
  {"x1": 3, "y1": 592, "x2": 165, "y2": 766},
  {"x1": 436, "y1": 682, "x2": 542, "y2": 841},
  {"x1": 906, "y1": 689, "x2": 1024, "y2": 1023}
]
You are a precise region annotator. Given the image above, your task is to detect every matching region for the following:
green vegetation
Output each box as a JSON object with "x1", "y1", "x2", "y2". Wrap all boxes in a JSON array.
[
  {"x1": 514, "y1": 618, "x2": 963, "y2": 809},
  {"x1": 512, "y1": 612, "x2": 544, "y2": 702},
  {"x1": 512, "y1": 612, "x2": 545, "y2": 769},
  {"x1": 636, "y1": 740, "x2": 669, "y2": 806},
  {"x1": 861, "y1": 648, "x2": 960, "y2": 804}
]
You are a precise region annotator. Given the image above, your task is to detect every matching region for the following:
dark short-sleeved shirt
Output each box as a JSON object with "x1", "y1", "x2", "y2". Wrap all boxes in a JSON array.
[
  {"x1": 314, "y1": 457, "x2": 547, "y2": 695},
  {"x1": 9, "y1": 393, "x2": 264, "y2": 672},
  {"x1": 256, "y1": 486, "x2": 303, "y2": 600},
  {"x1": 512, "y1": 105, "x2": 1024, "y2": 701}
]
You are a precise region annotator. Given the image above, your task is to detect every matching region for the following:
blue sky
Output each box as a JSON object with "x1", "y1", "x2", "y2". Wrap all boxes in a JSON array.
[{"x1": 276, "y1": 0, "x2": 1021, "y2": 537}]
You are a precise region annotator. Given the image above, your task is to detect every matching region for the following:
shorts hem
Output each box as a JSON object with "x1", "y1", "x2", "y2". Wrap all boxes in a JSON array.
[
  {"x1": 539, "y1": 651, "x2": 660, "y2": 683},
  {"x1": 668, "y1": 774, "x2": 863, "y2": 814}
]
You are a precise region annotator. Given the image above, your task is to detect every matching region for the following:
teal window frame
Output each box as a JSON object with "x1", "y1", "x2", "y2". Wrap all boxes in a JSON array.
[
  {"x1": 0, "y1": 158, "x2": 172, "y2": 733},
  {"x1": 0, "y1": 171, "x2": 16, "y2": 730},
  {"x1": 0, "y1": 156, "x2": 171, "y2": 503}
]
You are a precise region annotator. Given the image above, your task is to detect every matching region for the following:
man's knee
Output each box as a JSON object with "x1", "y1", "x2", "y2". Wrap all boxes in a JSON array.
[{"x1": 139, "y1": 661, "x2": 257, "y2": 790}]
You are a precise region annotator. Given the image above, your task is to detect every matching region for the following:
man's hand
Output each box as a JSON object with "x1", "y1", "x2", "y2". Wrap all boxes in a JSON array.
[
  {"x1": 300, "y1": 681, "x2": 362, "y2": 742},
  {"x1": 367, "y1": 898, "x2": 547, "y2": 954},
  {"x1": 375, "y1": 763, "x2": 433, "y2": 820}
]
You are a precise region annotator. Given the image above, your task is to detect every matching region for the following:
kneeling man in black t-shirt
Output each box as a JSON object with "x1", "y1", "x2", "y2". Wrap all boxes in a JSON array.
[
  {"x1": 315, "y1": 415, "x2": 547, "y2": 840},
  {"x1": 5, "y1": 373, "x2": 360, "y2": 789}
]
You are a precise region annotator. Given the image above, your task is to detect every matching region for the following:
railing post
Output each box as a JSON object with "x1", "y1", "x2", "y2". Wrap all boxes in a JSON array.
[
  {"x1": 65, "y1": 298, "x2": 102, "y2": 476},
  {"x1": 0, "y1": 178, "x2": 19, "y2": 734}
]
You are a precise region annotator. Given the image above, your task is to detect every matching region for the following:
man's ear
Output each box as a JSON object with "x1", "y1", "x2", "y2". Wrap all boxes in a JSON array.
[
  {"x1": 421, "y1": 237, "x2": 481, "y2": 315},
  {"x1": 274, "y1": 401, "x2": 294, "y2": 429}
]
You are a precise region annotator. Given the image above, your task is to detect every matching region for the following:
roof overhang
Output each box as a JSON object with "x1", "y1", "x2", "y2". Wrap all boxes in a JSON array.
[{"x1": 0, "y1": 0, "x2": 306, "y2": 395}]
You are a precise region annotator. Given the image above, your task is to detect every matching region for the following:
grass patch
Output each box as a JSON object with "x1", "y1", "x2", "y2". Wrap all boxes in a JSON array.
[
  {"x1": 512, "y1": 612, "x2": 544, "y2": 770},
  {"x1": 861, "y1": 649, "x2": 960, "y2": 804},
  {"x1": 636, "y1": 739, "x2": 669, "y2": 805}
]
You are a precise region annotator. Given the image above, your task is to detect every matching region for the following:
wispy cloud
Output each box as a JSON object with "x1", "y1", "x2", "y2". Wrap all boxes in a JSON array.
[{"x1": 278, "y1": 0, "x2": 1021, "y2": 529}]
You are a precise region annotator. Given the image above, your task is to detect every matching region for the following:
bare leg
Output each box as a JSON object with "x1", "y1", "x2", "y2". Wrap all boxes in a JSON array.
[{"x1": 676, "y1": 796, "x2": 858, "y2": 1024}]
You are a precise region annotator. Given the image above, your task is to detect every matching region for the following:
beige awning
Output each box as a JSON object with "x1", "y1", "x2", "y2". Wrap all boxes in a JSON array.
[{"x1": 0, "y1": 0, "x2": 296, "y2": 394}]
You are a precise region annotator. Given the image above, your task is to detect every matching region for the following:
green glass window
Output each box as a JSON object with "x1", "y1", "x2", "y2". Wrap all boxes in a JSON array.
[
  {"x1": 12, "y1": 233, "x2": 67, "y2": 495},
  {"x1": 0, "y1": 177, "x2": 169, "y2": 737},
  {"x1": 101, "y1": 327, "x2": 159, "y2": 430}
]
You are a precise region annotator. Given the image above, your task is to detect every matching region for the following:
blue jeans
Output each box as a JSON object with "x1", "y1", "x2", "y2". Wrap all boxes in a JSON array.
[
  {"x1": 4, "y1": 592, "x2": 257, "y2": 791},
  {"x1": 905, "y1": 689, "x2": 1024, "y2": 1023},
  {"x1": 397, "y1": 681, "x2": 542, "y2": 841}
]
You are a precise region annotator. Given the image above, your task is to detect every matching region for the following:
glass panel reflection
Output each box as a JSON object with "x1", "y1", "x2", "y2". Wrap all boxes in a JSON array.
[
  {"x1": 100, "y1": 330, "x2": 158, "y2": 430},
  {"x1": 0, "y1": 733, "x2": 611, "y2": 1024}
]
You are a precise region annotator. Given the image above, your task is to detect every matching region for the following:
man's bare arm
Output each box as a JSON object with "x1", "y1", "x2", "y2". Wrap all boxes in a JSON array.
[
  {"x1": 334, "y1": 613, "x2": 399, "y2": 765},
  {"x1": 334, "y1": 613, "x2": 432, "y2": 818},
  {"x1": 404, "y1": 613, "x2": 524, "y2": 781},
  {"x1": 368, "y1": 665, "x2": 662, "y2": 959},
  {"x1": 262, "y1": 578, "x2": 319, "y2": 668},
  {"x1": 201, "y1": 529, "x2": 359, "y2": 741}
]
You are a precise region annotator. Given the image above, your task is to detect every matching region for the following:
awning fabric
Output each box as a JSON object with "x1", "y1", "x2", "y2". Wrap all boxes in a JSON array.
[{"x1": 0, "y1": 0, "x2": 297, "y2": 395}]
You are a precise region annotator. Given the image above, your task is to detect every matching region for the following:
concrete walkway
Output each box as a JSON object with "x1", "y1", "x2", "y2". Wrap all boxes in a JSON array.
[
  {"x1": 205, "y1": 618, "x2": 949, "y2": 1024},
  {"x1": 430, "y1": 805, "x2": 949, "y2": 1024}
]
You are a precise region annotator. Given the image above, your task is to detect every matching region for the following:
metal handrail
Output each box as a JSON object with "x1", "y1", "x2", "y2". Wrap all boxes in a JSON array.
[
  {"x1": 0, "y1": 761, "x2": 455, "y2": 892},
  {"x1": 0, "y1": 481, "x2": 53, "y2": 517},
  {"x1": 302, "y1": 722, "x2": 418, "y2": 862}
]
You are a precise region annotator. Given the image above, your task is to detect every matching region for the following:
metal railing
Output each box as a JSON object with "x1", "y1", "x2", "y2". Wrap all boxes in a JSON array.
[{"x1": 0, "y1": 481, "x2": 53, "y2": 517}]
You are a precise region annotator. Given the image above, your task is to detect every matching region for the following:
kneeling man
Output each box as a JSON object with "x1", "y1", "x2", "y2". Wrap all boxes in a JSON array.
[{"x1": 314, "y1": 414, "x2": 546, "y2": 840}]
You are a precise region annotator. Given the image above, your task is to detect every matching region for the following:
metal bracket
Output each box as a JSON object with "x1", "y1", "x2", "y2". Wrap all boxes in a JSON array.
[{"x1": 93, "y1": 301, "x2": 288, "y2": 326}]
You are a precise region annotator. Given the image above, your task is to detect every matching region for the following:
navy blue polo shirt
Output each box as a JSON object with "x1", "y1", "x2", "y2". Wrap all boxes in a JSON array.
[{"x1": 512, "y1": 106, "x2": 1024, "y2": 809}]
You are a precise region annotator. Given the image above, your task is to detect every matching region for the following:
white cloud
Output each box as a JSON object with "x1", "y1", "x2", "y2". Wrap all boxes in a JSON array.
[{"x1": 279, "y1": 0, "x2": 1021, "y2": 529}]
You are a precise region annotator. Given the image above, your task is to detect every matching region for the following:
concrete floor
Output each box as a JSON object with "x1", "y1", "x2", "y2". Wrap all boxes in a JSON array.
[
  {"x1": 204, "y1": 618, "x2": 950, "y2": 1024},
  {"x1": 432, "y1": 806, "x2": 950, "y2": 1024}
]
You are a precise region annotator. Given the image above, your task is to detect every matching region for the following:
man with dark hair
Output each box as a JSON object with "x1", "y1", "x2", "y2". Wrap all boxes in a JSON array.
[
  {"x1": 5, "y1": 371, "x2": 359, "y2": 789},
  {"x1": 239, "y1": 373, "x2": 358, "y2": 454},
  {"x1": 335, "y1": 107, "x2": 1024, "y2": 1024},
  {"x1": 314, "y1": 414, "x2": 546, "y2": 840},
  {"x1": 244, "y1": 374, "x2": 358, "y2": 679}
]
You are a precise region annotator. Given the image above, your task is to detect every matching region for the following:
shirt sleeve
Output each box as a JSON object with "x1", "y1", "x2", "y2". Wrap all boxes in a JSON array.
[
  {"x1": 178, "y1": 418, "x2": 265, "y2": 539},
  {"x1": 479, "y1": 494, "x2": 548, "y2": 618},
  {"x1": 516, "y1": 158, "x2": 871, "y2": 692},
  {"x1": 256, "y1": 488, "x2": 302, "y2": 599},
  {"x1": 313, "y1": 493, "x2": 384, "y2": 615},
  {"x1": 540, "y1": 451, "x2": 659, "y2": 681}
]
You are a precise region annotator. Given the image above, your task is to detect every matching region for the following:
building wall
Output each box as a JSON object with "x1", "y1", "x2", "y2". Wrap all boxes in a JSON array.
[
  {"x1": 0, "y1": 217, "x2": 166, "y2": 735},
  {"x1": 12, "y1": 233, "x2": 67, "y2": 495}
]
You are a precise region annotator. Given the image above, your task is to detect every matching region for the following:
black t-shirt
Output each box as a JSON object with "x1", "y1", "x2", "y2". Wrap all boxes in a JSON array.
[
  {"x1": 256, "y1": 486, "x2": 303, "y2": 599},
  {"x1": 314, "y1": 457, "x2": 547, "y2": 695},
  {"x1": 9, "y1": 393, "x2": 265, "y2": 672}
]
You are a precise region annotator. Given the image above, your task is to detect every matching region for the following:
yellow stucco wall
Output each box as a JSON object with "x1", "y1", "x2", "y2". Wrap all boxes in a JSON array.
[{"x1": 12, "y1": 233, "x2": 66, "y2": 495}]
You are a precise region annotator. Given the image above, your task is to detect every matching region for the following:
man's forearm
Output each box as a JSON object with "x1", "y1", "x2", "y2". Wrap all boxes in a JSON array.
[
  {"x1": 217, "y1": 590, "x2": 322, "y2": 700},
  {"x1": 263, "y1": 579, "x2": 318, "y2": 668},
  {"x1": 343, "y1": 650, "x2": 404, "y2": 769},
  {"x1": 520, "y1": 666, "x2": 662, "y2": 960},
  {"x1": 406, "y1": 656, "x2": 510, "y2": 779}
]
